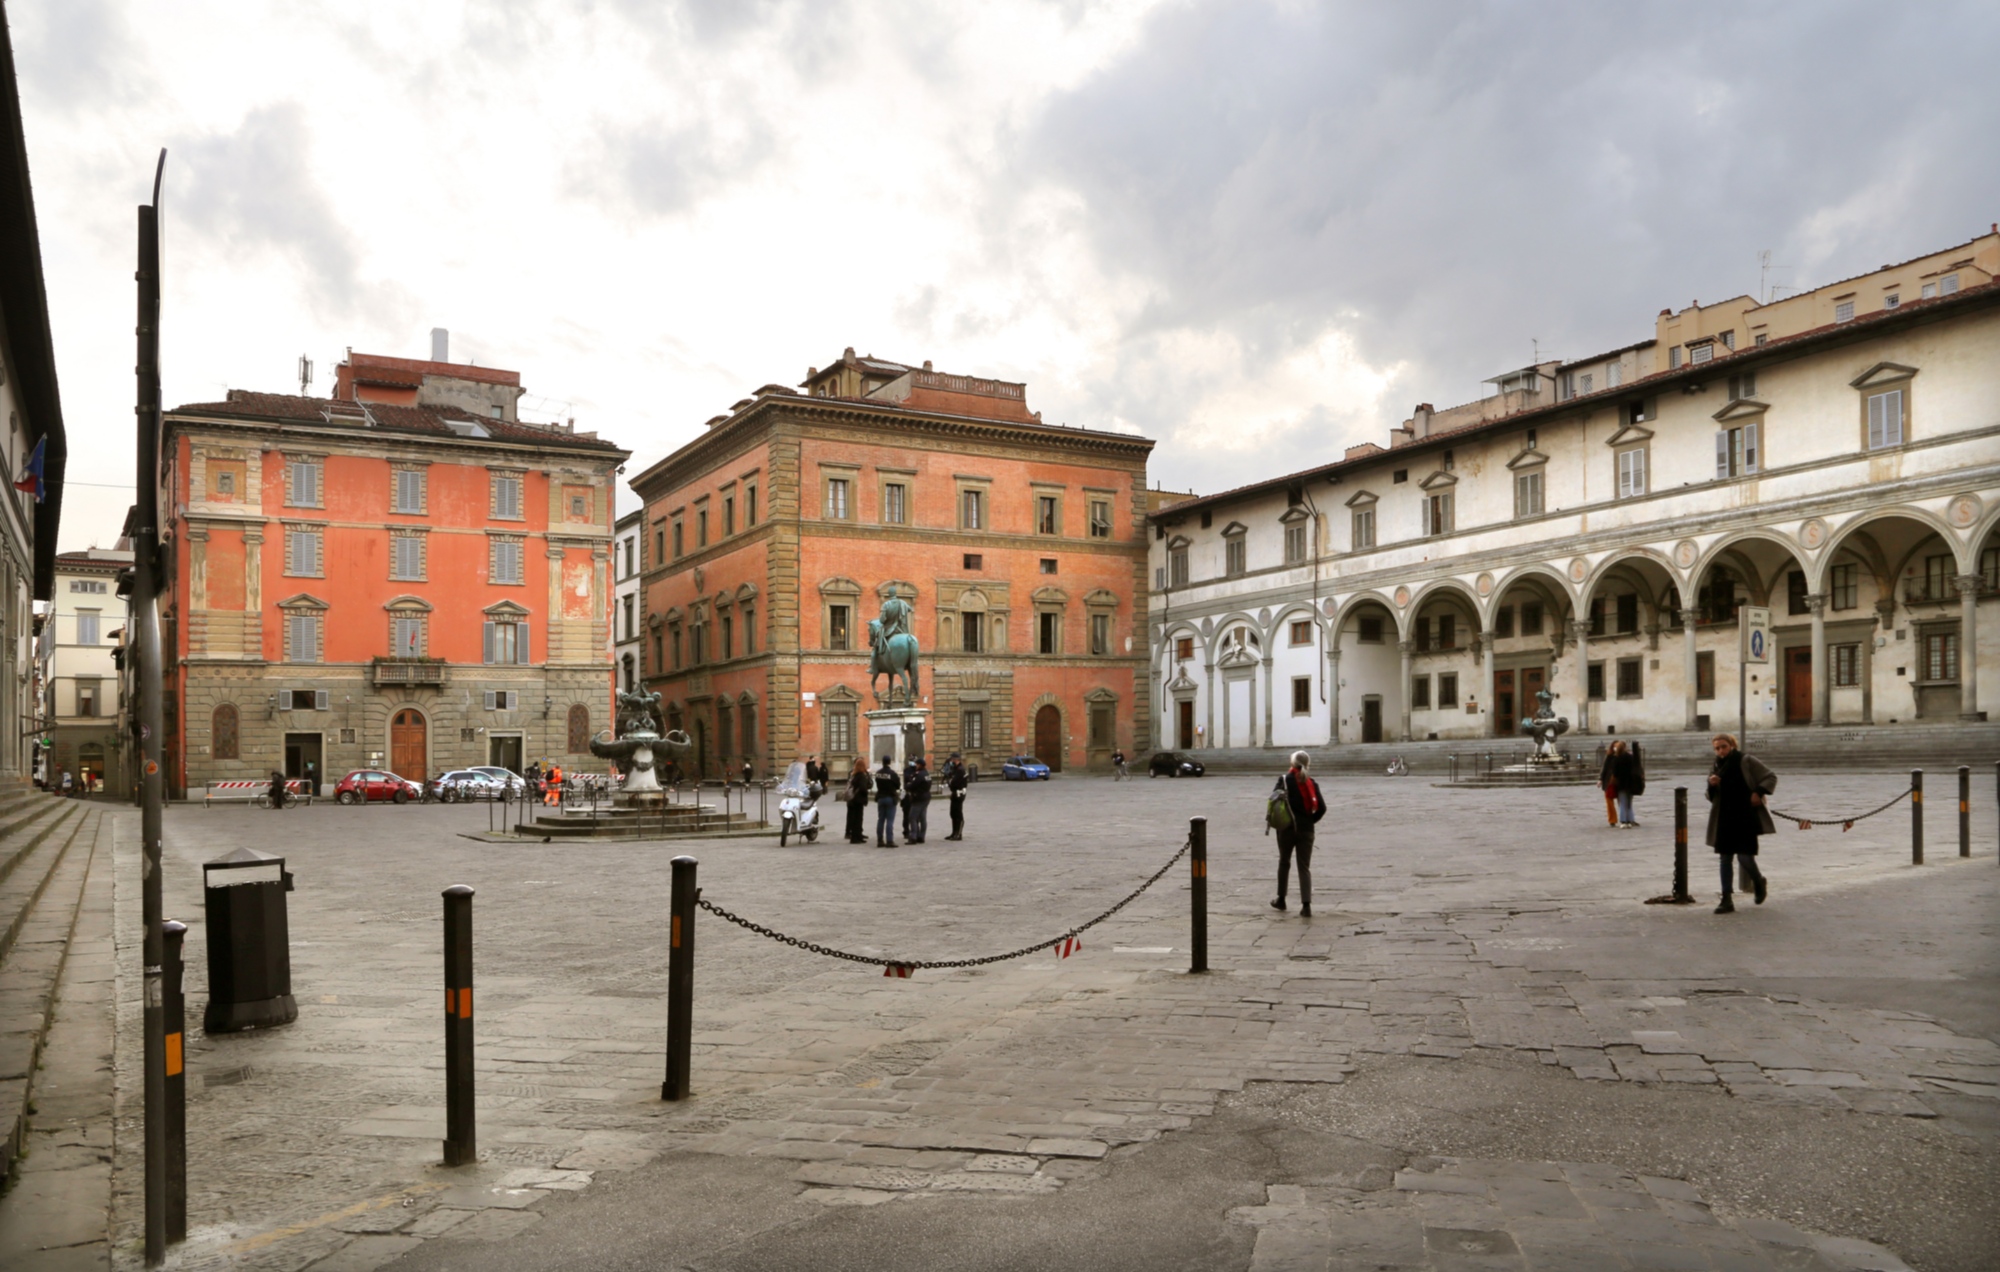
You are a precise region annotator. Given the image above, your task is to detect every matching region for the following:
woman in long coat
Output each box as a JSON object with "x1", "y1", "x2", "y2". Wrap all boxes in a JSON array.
[
  {"x1": 1704, "y1": 733, "x2": 1777, "y2": 913},
  {"x1": 843, "y1": 759, "x2": 872, "y2": 844}
]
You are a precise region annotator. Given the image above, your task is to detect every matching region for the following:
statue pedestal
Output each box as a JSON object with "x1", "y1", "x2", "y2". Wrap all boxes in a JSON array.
[{"x1": 864, "y1": 707, "x2": 930, "y2": 771}]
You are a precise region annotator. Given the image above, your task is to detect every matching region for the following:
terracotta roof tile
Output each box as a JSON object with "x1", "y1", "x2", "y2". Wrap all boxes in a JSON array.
[{"x1": 169, "y1": 391, "x2": 626, "y2": 453}]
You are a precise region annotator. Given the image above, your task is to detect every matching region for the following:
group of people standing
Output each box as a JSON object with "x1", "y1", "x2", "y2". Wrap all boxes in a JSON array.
[
  {"x1": 841, "y1": 753, "x2": 970, "y2": 847},
  {"x1": 1597, "y1": 740, "x2": 1647, "y2": 828}
]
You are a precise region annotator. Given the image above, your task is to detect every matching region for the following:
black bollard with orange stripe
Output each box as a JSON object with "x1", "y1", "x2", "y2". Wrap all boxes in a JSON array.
[
  {"x1": 663, "y1": 856, "x2": 698, "y2": 1101},
  {"x1": 1959, "y1": 765, "x2": 1970, "y2": 858},
  {"x1": 1189, "y1": 817, "x2": 1208, "y2": 974},
  {"x1": 1911, "y1": 770, "x2": 1924, "y2": 866},
  {"x1": 442, "y1": 885, "x2": 476, "y2": 1166},
  {"x1": 161, "y1": 919, "x2": 187, "y2": 1243}
]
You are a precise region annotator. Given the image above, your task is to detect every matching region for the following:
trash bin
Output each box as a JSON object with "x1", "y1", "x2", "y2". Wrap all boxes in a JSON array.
[{"x1": 202, "y1": 847, "x2": 298, "y2": 1033}]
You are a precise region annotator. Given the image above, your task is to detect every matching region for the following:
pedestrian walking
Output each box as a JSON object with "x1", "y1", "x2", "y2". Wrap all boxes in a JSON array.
[
  {"x1": 1615, "y1": 741, "x2": 1646, "y2": 827},
  {"x1": 1598, "y1": 741, "x2": 1624, "y2": 827},
  {"x1": 903, "y1": 758, "x2": 932, "y2": 843},
  {"x1": 1268, "y1": 751, "x2": 1327, "y2": 918},
  {"x1": 944, "y1": 753, "x2": 968, "y2": 841},
  {"x1": 544, "y1": 762, "x2": 564, "y2": 806},
  {"x1": 844, "y1": 760, "x2": 872, "y2": 843},
  {"x1": 873, "y1": 756, "x2": 902, "y2": 847},
  {"x1": 1704, "y1": 733, "x2": 1775, "y2": 914},
  {"x1": 1112, "y1": 747, "x2": 1128, "y2": 780},
  {"x1": 59, "y1": 768, "x2": 74, "y2": 798},
  {"x1": 741, "y1": 759, "x2": 754, "y2": 785}
]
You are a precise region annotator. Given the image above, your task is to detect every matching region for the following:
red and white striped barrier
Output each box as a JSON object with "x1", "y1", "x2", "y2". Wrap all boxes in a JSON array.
[{"x1": 205, "y1": 779, "x2": 315, "y2": 806}]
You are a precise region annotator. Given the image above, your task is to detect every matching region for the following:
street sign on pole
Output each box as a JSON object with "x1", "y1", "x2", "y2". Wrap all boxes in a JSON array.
[{"x1": 1741, "y1": 606, "x2": 1772, "y2": 665}]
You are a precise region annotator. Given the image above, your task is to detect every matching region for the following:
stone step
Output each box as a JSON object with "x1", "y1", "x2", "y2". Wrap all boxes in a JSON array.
[
  {"x1": 0, "y1": 797, "x2": 76, "y2": 888},
  {"x1": 0, "y1": 802, "x2": 85, "y2": 964},
  {"x1": 0, "y1": 806, "x2": 100, "y2": 1191}
]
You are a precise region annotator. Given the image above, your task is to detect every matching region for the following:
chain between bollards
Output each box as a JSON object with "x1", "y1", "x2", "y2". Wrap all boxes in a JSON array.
[
  {"x1": 161, "y1": 919, "x2": 187, "y2": 1244},
  {"x1": 442, "y1": 885, "x2": 476, "y2": 1166},
  {"x1": 1911, "y1": 768, "x2": 1923, "y2": 866},
  {"x1": 663, "y1": 856, "x2": 698, "y2": 1101},
  {"x1": 1189, "y1": 817, "x2": 1208, "y2": 973}
]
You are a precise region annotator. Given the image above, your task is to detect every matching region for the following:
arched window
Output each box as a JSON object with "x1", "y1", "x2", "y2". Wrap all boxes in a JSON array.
[
  {"x1": 212, "y1": 704, "x2": 239, "y2": 760},
  {"x1": 567, "y1": 703, "x2": 591, "y2": 753}
]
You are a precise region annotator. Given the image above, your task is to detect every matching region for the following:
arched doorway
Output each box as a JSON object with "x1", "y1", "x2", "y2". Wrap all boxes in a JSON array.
[
  {"x1": 390, "y1": 708, "x2": 427, "y2": 782},
  {"x1": 1033, "y1": 704, "x2": 1063, "y2": 771}
]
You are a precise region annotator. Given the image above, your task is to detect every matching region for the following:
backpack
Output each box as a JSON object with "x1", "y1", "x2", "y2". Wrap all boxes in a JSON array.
[{"x1": 1265, "y1": 776, "x2": 1293, "y2": 835}]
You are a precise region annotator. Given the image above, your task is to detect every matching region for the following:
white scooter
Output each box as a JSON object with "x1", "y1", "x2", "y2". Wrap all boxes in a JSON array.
[{"x1": 776, "y1": 761, "x2": 824, "y2": 846}]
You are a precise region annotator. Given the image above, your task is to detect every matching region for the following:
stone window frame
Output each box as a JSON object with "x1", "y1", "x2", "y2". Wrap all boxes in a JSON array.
[
  {"x1": 282, "y1": 520, "x2": 326, "y2": 578},
  {"x1": 489, "y1": 533, "x2": 527, "y2": 586},
  {"x1": 1279, "y1": 506, "x2": 1312, "y2": 565},
  {"x1": 1850, "y1": 362, "x2": 1916, "y2": 452},
  {"x1": 1221, "y1": 521, "x2": 1249, "y2": 578},
  {"x1": 1167, "y1": 534, "x2": 1191, "y2": 589},
  {"x1": 277, "y1": 593, "x2": 329, "y2": 663},
  {"x1": 563, "y1": 483, "x2": 597, "y2": 526},
  {"x1": 390, "y1": 461, "x2": 430, "y2": 516},
  {"x1": 1606, "y1": 421, "x2": 1654, "y2": 501},
  {"x1": 1412, "y1": 674, "x2": 1431, "y2": 710},
  {"x1": 205, "y1": 453, "x2": 249, "y2": 504},
  {"x1": 1291, "y1": 675, "x2": 1312, "y2": 716},
  {"x1": 1086, "y1": 489, "x2": 1115, "y2": 539},
  {"x1": 1033, "y1": 585, "x2": 1068, "y2": 656},
  {"x1": 819, "y1": 576, "x2": 863, "y2": 652},
  {"x1": 1084, "y1": 686, "x2": 1119, "y2": 749},
  {"x1": 282, "y1": 452, "x2": 325, "y2": 509},
  {"x1": 1345, "y1": 490, "x2": 1378, "y2": 551},
  {"x1": 820, "y1": 683, "x2": 863, "y2": 758},
  {"x1": 1418, "y1": 471, "x2": 1457, "y2": 536},
  {"x1": 955, "y1": 475, "x2": 992, "y2": 531},
  {"x1": 1032, "y1": 483, "x2": 1066, "y2": 537},
  {"x1": 385, "y1": 595, "x2": 433, "y2": 659},
  {"x1": 736, "y1": 583, "x2": 759, "y2": 657},
  {"x1": 481, "y1": 599, "x2": 532, "y2": 666},
  {"x1": 1615, "y1": 656, "x2": 1644, "y2": 699},
  {"x1": 389, "y1": 528, "x2": 429, "y2": 582},
  {"x1": 695, "y1": 495, "x2": 711, "y2": 546},
  {"x1": 739, "y1": 467, "x2": 761, "y2": 529},
  {"x1": 1506, "y1": 446, "x2": 1547, "y2": 519},
  {"x1": 489, "y1": 466, "x2": 528, "y2": 521},
  {"x1": 567, "y1": 703, "x2": 592, "y2": 753},
  {"x1": 1084, "y1": 588, "x2": 1118, "y2": 657},
  {"x1": 821, "y1": 463, "x2": 859, "y2": 523},
  {"x1": 876, "y1": 466, "x2": 915, "y2": 527}
]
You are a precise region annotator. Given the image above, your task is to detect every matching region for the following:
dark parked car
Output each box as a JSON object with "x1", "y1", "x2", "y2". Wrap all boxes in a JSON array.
[
  {"x1": 1148, "y1": 752, "x2": 1206, "y2": 778},
  {"x1": 334, "y1": 770, "x2": 423, "y2": 805}
]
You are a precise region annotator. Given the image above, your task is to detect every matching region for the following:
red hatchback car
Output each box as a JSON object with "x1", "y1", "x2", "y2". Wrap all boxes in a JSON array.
[{"x1": 334, "y1": 770, "x2": 423, "y2": 805}]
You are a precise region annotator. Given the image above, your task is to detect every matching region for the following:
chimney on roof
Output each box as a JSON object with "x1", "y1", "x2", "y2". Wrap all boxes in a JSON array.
[
  {"x1": 431, "y1": 328, "x2": 449, "y2": 362},
  {"x1": 1411, "y1": 403, "x2": 1434, "y2": 438},
  {"x1": 923, "y1": 360, "x2": 933, "y2": 371}
]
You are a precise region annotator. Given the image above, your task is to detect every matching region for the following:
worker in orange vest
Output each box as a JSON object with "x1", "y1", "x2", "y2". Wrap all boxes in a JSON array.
[{"x1": 544, "y1": 762, "x2": 564, "y2": 806}]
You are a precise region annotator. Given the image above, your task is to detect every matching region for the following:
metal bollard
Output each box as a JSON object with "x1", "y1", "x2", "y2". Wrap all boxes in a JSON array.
[
  {"x1": 1673, "y1": 788, "x2": 1690, "y2": 902},
  {"x1": 1189, "y1": 817, "x2": 1208, "y2": 974},
  {"x1": 1911, "y1": 769, "x2": 1923, "y2": 866},
  {"x1": 1959, "y1": 765, "x2": 1970, "y2": 858},
  {"x1": 442, "y1": 885, "x2": 476, "y2": 1166},
  {"x1": 161, "y1": 919, "x2": 188, "y2": 1245},
  {"x1": 663, "y1": 856, "x2": 698, "y2": 1101}
]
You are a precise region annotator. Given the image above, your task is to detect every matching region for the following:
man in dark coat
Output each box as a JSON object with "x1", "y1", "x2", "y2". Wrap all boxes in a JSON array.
[
  {"x1": 1270, "y1": 751, "x2": 1328, "y2": 918},
  {"x1": 944, "y1": 754, "x2": 969, "y2": 841},
  {"x1": 903, "y1": 758, "x2": 932, "y2": 843},
  {"x1": 268, "y1": 769, "x2": 288, "y2": 810},
  {"x1": 844, "y1": 760, "x2": 872, "y2": 844},
  {"x1": 873, "y1": 757, "x2": 902, "y2": 847},
  {"x1": 1705, "y1": 733, "x2": 1777, "y2": 913}
]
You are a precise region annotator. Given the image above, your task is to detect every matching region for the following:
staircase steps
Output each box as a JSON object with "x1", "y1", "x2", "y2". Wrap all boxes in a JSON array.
[{"x1": 0, "y1": 797, "x2": 99, "y2": 1190}]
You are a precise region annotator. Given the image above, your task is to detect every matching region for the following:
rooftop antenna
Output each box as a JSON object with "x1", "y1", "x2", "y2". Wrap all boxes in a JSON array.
[
  {"x1": 1758, "y1": 249, "x2": 1794, "y2": 304},
  {"x1": 297, "y1": 355, "x2": 313, "y2": 396}
]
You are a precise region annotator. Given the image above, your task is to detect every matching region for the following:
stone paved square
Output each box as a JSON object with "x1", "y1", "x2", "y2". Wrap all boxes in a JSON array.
[{"x1": 101, "y1": 766, "x2": 1999, "y2": 1269}]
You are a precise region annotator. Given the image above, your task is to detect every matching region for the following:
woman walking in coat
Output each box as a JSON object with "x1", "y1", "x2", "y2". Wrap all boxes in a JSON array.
[
  {"x1": 843, "y1": 760, "x2": 871, "y2": 844},
  {"x1": 1705, "y1": 733, "x2": 1776, "y2": 913},
  {"x1": 1611, "y1": 741, "x2": 1645, "y2": 828},
  {"x1": 1597, "y1": 741, "x2": 1624, "y2": 827}
]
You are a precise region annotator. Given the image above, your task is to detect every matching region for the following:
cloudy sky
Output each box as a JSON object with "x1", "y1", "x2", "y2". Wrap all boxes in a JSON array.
[{"x1": 16, "y1": 0, "x2": 2000, "y2": 549}]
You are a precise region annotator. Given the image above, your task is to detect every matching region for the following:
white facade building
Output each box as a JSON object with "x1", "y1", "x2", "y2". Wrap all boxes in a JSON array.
[
  {"x1": 45, "y1": 549, "x2": 131, "y2": 791},
  {"x1": 1150, "y1": 232, "x2": 2000, "y2": 750},
  {"x1": 614, "y1": 508, "x2": 643, "y2": 693}
]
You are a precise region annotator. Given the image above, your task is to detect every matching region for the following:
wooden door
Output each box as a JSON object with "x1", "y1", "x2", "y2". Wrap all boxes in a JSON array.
[
  {"x1": 1177, "y1": 700, "x2": 1194, "y2": 750},
  {"x1": 1785, "y1": 648, "x2": 1813, "y2": 724},
  {"x1": 390, "y1": 709, "x2": 427, "y2": 782},
  {"x1": 1362, "y1": 697, "x2": 1383, "y2": 743},
  {"x1": 1034, "y1": 705, "x2": 1063, "y2": 771},
  {"x1": 1522, "y1": 666, "x2": 1546, "y2": 721},
  {"x1": 1494, "y1": 670, "x2": 1516, "y2": 731}
]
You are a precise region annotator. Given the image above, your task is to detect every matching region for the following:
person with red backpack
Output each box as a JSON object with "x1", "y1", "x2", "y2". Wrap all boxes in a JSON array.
[{"x1": 1268, "y1": 750, "x2": 1327, "y2": 918}]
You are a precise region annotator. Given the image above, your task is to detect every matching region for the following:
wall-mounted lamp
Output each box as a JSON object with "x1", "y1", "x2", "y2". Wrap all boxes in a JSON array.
[
  {"x1": 543, "y1": 696, "x2": 553, "y2": 719},
  {"x1": 265, "y1": 693, "x2": 277, "y2": 719}
]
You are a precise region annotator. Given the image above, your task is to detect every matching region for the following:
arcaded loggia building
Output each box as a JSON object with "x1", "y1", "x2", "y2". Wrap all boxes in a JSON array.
[
  {"x1": 1149, "y1": 230, "x2": 2000, "y2": 750},
  {"x1": 160, "y1": 342, "x2": 629, "y2": 795}
]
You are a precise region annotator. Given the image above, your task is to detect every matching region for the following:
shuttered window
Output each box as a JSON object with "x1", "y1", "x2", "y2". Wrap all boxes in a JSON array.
[
  {"x1": 1867, "y1": 390, "x2": 1904, "y2": 449},
  {"x1": 392, "y1": 468, "x2": 426, "y2": 514},
  {"x1": 483, "y1": 620, "x2": 530, "y2": 665},
  {"x1": 1715, "y1": 423, "x2": 1759, "y2": 478},
  {"x1": 1616, "y1": 448, "x2": 1647, "y2": 499},
  {"x1": 391, "y1": 534, "x2": 424, "y2": 580}
]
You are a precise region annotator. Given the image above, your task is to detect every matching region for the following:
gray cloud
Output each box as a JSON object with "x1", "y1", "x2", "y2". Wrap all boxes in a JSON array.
[
  {"x1": 9, "y1": 0, "x2": 153, "y2": 116},
  {"x1": 1022, "y1": 0, "x2": 2000, "y2": 493},
  {"x1": 171, "y1": 103, "x2": 363, "y2": 313}
]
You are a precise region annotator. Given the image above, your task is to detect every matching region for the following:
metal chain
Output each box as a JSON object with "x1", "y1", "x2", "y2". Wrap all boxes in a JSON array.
[
  {"x1": 695, "y1": 835, "x2": 1194, "y2": 971},
  {"x1": 1770, "y1": 785, "x2": 1913, "y2": 831}
]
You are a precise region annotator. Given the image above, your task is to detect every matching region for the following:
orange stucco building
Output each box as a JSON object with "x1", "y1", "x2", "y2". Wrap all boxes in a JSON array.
[
  {"x1": 159, "y1": 349, "x2": 628, "y2": 795},
  {"x1": 629, "y1": 349, "x2": 1155, "y2": 778}
]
